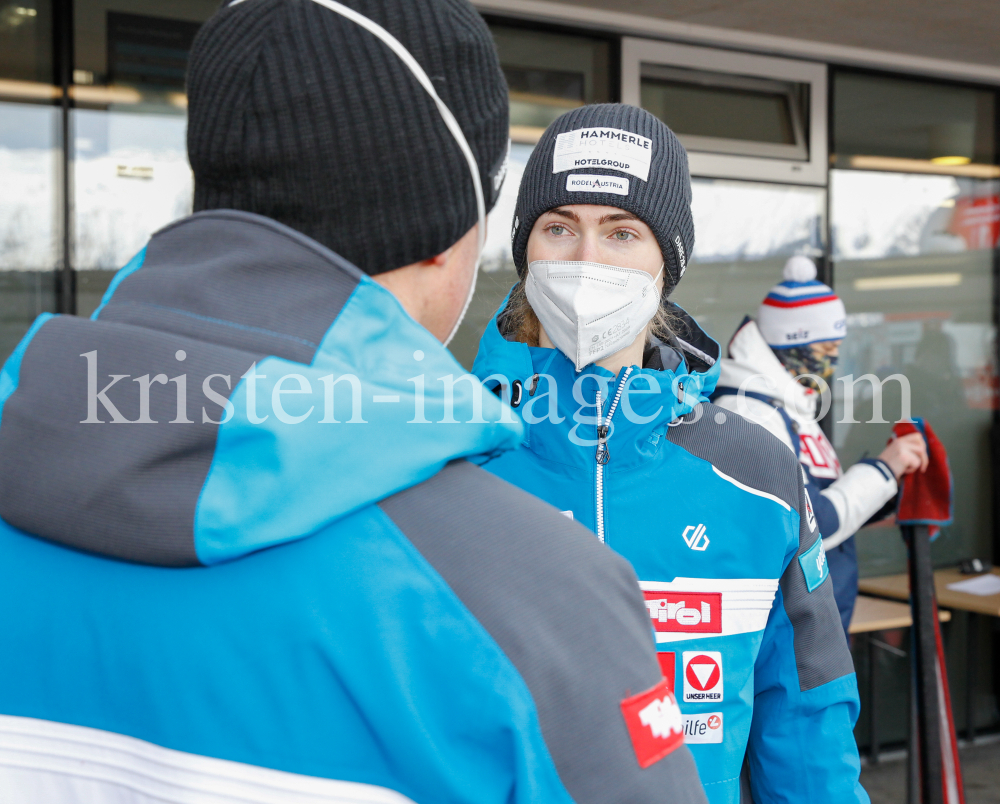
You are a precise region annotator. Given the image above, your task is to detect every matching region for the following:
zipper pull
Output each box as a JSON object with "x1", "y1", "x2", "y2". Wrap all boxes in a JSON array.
[
  {"x1": 596, "y1": 423, "x2": 610, "y2": 464},
  {"x1": 595, "y1": 389, "x2": 608, "y2": 465}
]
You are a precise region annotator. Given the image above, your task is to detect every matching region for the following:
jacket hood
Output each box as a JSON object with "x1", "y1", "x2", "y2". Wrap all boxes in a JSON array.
[
  {"x1": 471, "y1": 291, "x2": 719, "y2": 471},
  {"x1": 0, "y1": 211, "x2": 522, "y2": 567},
  {"x1": 717, "y1": 317, "x2": 819, "y2": 418}
]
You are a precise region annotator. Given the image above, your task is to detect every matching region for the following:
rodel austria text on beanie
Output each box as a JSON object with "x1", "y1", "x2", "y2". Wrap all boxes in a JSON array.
[
  {"x1": 186, "y1": 0, "x2": 510, "y2": 276},
  {"x1": 757, "y1": 256, "x2": 847, "y2": 349}
]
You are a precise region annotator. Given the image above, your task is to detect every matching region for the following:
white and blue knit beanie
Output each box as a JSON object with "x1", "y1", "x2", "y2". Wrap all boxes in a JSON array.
[{"x1": 757, "y1": 256, "x2": 847, "y2": 348}]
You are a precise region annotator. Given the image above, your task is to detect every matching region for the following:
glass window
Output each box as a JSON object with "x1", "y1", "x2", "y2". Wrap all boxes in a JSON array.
[
  {"x1": 641, "y1": 65, "x2": 809, "y2": 160},
  {"x1": 0, "y1": 0, "x2": 52, "y2": 83},
  {"x1": 831, "y1": 70, "x2": 999, "y2": 748},
  {"x1": 0, "y1": 0, "x2": 57, "y2": 363},
  {"x1": 448, "y1": 24, "x2": 613, "y2": 369},
  {"x1": 623, "y1": 39, "x2": 827, "y2": 186},
  {"x1": 71, "y1": 1, "x2": 217, "y2": 317},
  {"x1": 670, "y1": 178, "x2": 826, "y2": 346},
  {"x1": 488, "y1": 23, "x2": 611, "y2": 145},
  {"x1": 831, "y1": 170, "x2": 998, "y2": 578},
  {"x1": 834, "y1": 71, "x2": 996, "y2": 170}
]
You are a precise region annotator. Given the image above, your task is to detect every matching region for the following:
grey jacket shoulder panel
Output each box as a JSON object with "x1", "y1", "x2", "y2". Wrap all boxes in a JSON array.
[
  {"x1": 379, "y1": 460, "x2": 707, "y2": 804},
  {"x1": 0, "y1": 315, "x2": 261, "y2": 566},
  {"x1": 666, "y1": 401, "x2": 800, "y2": 511},
  {"x1": 99, "y1": 210, "x2": 362, "y2": 363},
  {"x1": 0, "y1": 211, "x2": 368, "y2": 566},
  {"x1": 781, "y1": 479, "x2": 857, "y2": 691}
]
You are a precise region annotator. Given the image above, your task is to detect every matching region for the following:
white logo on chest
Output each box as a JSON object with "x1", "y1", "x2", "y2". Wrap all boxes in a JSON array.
[{"x1": 682, "y1": 524, "x2": 710, "y2": 551}]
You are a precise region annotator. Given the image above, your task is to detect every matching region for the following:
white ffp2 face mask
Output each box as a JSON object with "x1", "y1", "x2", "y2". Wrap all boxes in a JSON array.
[{"x1": 525, "y1": 260, "x2": 664, "y2": 372}]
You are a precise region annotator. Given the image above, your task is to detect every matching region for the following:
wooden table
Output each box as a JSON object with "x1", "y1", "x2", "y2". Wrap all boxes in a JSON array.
[
  {"x1": 850, "y1": 594, "x2": 951, "y2": 634},
  {"x1": 849, "y1": 596, "x2": 951, "y2": 762},
  {"x1": 859, "y1": 567, "x2": 1000, "y2": 617},
  {"x1": 858, "y1": 568, "x2": 1000, "y2": 743}
]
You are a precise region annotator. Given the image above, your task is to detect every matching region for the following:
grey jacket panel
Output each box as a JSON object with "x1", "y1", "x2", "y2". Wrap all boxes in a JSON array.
[
  {"x1": 668, "y1": 402, "x2": 854, "y2": 691},
  {"x1": 99, "y1": 210, "x2": 362, "y2": 363},
  {"x1": 0, "y1": 211, "x2": 366, "y2": 566},
  {"x1": 781, "y1": 478, "x2": 856, "y2": 691},
  {"x1": 666, "y1": 401, "x2": 799, "y2": 510},
  {"x1": 380, "y1": 461, "x2": 707, "y2": 804},
  {"x1": 0, "y1": 316, "x2": 261, "y2": 566}
]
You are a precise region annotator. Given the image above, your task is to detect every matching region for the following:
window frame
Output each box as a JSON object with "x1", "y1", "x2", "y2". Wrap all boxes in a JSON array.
[{"x1": 621, "y1": 38, "x2": 828, "y2": 186}]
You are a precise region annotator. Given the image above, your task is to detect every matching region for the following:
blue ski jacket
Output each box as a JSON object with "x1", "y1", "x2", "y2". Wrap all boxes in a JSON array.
[
  {"x1": 472, "y1": 295, "x2": 869, "y2": 804},
  {"x1": 0, "y1": 212, "x2": 708, "y2": 804}
]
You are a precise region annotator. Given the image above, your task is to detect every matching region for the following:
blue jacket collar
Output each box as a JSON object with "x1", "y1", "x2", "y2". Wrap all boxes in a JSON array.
[{"x1": 472, "y1": 292, "x2": 720, "y2": 472}]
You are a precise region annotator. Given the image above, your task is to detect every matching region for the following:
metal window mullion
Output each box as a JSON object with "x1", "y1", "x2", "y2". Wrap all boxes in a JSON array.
[{"x1": 53, "y1": 0, "x2": 75, "y2": 315}]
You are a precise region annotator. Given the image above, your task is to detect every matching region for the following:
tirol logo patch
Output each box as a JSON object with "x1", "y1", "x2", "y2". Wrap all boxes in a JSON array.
[
  {"x1": 669, "y1": 228, "x2": 688, "y2": 278},
  {"x1": 682, "y1": 652, "x2": 723, "y2": 703},
  {"x1": 643, "y1": 591, "x2": 722, "y2": 634},
  {"x1": 566, "y1": 173, "x2": 630, "y2": 196},
  {"x1": 553, "y1": 127, "x2": 653, "y2": 182},
  {"x1": 682, "y1": 712, "x2": 724, "y2": 744},
  {"x1": 620, "y1": 677, "x2": 684, "y2": 768},
  {"x1": 799, "y1": 536, "x2": 828, "y2": 593}
]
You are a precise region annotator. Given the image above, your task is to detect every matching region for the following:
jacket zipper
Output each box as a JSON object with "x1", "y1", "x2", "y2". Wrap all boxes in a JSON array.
[{"x1": 595, "y1": 367, "x2": 633, "y2": 543}]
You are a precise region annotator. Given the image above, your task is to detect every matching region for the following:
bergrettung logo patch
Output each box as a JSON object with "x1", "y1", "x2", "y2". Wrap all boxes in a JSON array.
[
  {"x1": 553, "y1": 127, "x2": 653, "y2": 181},
  {"x1": 565, "y1": 174, "x2": 630, "y2": 196}
]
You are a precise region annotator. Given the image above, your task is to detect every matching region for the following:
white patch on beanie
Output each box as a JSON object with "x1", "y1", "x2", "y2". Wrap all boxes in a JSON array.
[{"x1": 552, "y1": 127, "x2": 653, "y2": 182}]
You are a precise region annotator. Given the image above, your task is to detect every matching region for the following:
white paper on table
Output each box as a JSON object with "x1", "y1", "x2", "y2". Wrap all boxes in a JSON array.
[{"x1": 946, "y1": 574, "x2": 1000, "y2": 596}]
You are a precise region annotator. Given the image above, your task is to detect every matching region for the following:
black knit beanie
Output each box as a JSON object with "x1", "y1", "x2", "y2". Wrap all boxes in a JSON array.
[
  {"x1": 511, "y1": 104, "x2": 693, "y2": 294},
  {"x1": 186, "y1": 0, "x2": 510, "y2": 275}
]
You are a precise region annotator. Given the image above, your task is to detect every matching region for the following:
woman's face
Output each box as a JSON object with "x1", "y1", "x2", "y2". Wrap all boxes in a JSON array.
[{"x1": 526, "y1": 204, "x2": 664, "y2": 283}]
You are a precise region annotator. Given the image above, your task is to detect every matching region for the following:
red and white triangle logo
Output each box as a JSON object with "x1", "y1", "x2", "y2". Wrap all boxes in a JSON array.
[{"x1": 682, "y1": 651, "x2": 723, "y2": 702}]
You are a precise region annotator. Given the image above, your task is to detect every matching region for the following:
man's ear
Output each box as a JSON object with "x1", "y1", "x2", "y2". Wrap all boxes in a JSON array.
[{"x1": 424, "y1": 245, "x2": 454, "y2": 267}]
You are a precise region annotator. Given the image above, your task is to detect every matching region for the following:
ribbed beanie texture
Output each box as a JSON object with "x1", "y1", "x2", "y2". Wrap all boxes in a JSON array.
[
  {"x1": 187, "y1": 0, "x2": 510, "y2": 275},
  {"x1": 511, "y1": 104, "x2": 694, "y2": 293}
]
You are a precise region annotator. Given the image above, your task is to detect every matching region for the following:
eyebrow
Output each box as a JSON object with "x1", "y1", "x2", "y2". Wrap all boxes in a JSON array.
[
  {"x1": 546, "y1": 208, "x2": 640, "y2": 225},
  {"x1": 599, "y1": 212, "x2": 640, "y2": 224}
]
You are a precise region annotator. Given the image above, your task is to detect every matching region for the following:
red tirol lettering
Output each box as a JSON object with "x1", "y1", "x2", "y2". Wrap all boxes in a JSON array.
[
  {"x1": 620, "y1": 677, "x2": 684, "y2": 768},
  {"x1": 643, "y1": 591, "x2": 722, "y2": 634}
]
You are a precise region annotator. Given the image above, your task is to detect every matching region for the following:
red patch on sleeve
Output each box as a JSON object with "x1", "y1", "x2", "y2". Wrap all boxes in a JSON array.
[
  {"x1": 620, "y1": 677, "x2": 684, "y2": 768},
  {"x1": 656, "y1": 652, "x2": 676, "y2": 692}
]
